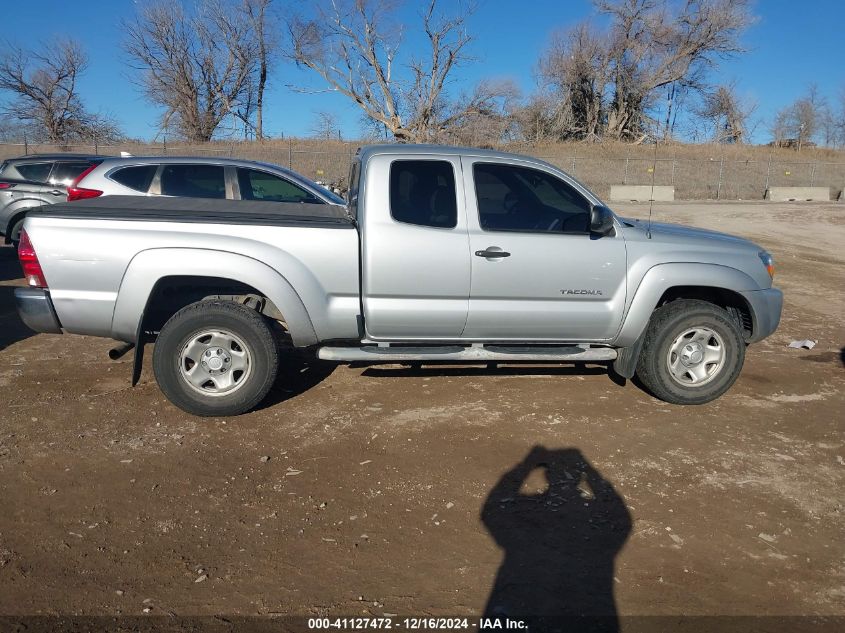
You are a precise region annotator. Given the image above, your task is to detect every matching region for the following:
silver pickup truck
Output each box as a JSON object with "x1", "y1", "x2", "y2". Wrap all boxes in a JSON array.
[{"x1": 14, "y1": 144, "x2": 782, "y2": 416}]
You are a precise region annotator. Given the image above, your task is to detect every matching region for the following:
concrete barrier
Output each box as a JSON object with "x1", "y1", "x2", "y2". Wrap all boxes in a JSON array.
[
  {"x1": 764, "y1": 187, "x2": 830, "y2": 202},
  {"x1": 609, "y1": 185, "x2": 675, "y2": 202}
]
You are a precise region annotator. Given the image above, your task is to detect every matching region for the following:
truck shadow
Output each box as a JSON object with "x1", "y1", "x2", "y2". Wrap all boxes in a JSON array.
[
  {"x1": 481, "y1": 446, "x2": 631, "y2": 631},
  {"x1": 0, "y1": 244, "x2": 22, "y2": 282},
  {"x1": 0, "y1": 286, "x2": 32, "y2": 352},
  {"x1": 256, "y1": 351, "x2": 336, "y2": 410},
  {"x1": 0, "y1": 246, "x2": 30, "y2": 352}
]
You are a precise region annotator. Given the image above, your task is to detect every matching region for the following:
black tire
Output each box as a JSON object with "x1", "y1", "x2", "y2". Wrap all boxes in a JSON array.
[
  {"x1": 635, "y1": 299, "x2": 745, "y2": 405},
  {"x1": 153, "y1": 300, "x2": 278, "y2": 416}
]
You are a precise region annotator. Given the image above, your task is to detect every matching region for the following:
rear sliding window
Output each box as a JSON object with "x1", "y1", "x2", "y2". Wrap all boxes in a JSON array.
[
  {"x1": 161, "y1": 164, "x2": 226, "y2": 199},
  {"x1": 15, "y1": 162, "x2": 52, "y2": 182},
  {"x1": 389, "y1": 160, "x2": 457, "y2": 228},
  {"x1": 347, "y1": 159, "x2": 360, "y2": 219},
  {"x1": 110, "y1": 165, "x2": 158, "y2": 193},
  {"x1": 50, "y1": 161, "x2": 97, "y2": 186}
]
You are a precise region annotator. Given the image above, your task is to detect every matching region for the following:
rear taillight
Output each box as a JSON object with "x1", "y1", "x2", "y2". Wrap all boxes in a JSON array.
[
  {"x1": 66, "y1": 164, "x2": 102, "y2": 202},
  {"x1": 17, "y1": 229, "x2": 48, "y2": 288},
  {"x1": 67, "y1": 186, "x2": 103, "y2": 201},
  {"x1": 0, "y1": 182, "x2": 15, "y2": 190}
]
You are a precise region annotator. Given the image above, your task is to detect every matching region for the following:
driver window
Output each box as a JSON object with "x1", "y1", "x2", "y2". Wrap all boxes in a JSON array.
[{"x1": 473, "y1": 163, "x2": 590, "y2": 233}]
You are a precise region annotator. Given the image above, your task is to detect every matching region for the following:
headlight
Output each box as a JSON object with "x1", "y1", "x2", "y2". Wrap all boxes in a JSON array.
[{"x1": 758, "y1": 251, "x2": 774, "y2": 279}]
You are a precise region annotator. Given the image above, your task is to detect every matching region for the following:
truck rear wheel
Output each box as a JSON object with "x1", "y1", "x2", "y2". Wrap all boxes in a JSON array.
[
  {"x1": 153, "y1": 300, "x2": 278, "y2": 416},
  {"x1": 635, "y1": 299, "x2": 745, "y2": 405}
]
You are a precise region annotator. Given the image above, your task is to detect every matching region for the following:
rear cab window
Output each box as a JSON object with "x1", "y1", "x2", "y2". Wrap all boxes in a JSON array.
[
  {"x1": 347, "y1": 159, "x2": 360, "y2": 219},
  {"x1": 110, "y1": 165, "x2": 158, "y2": 193},
  {"x1": 389, "y1": 160, "x2": 457, "y2": 228},
  {"x1": 160, "y1": 164, "x2": 226, "y2": 199},
  {"x1": 236, "y1": 168, "x2": 320, "y2": 203}
]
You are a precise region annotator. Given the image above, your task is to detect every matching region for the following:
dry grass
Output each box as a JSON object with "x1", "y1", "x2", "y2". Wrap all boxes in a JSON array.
[{"x1": 2, "y1": 138, "x2": 843, "y2": 200}]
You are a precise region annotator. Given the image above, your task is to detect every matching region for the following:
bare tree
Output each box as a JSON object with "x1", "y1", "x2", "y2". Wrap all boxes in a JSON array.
[
  {"x1": 836, "y1": 86, "x2": 845, "y2": 148},
  {"x1": 444, "y1": 79, "x2": 521, "y2": 146},
  {"x1": 538, "y1": 23, "x2": 610, "y2": 141},
  {"x1": 793, "y1": 84, "x2": 825, "y2": 148},
  {"x1": 244, "y1": 0, "x2": 279, "y2": 140},
  {"x1": 511, "y1": 92, "x2": 572, "y2": 144},
  {"x1": 769, "y1": 109, "x2": 787, "y2": 147},
  {"x1": 0, "y1": 115, "x2": 24, "y2": 142},
  {"x1": 696, "y1": 83, "x2": 755, "y2": 143},
  {"x1": 123, "y1": 1, "x2": 258, "y2": 142},
  {"x1": 310, "y1": 111, "x2": 342, "y2": 140},
  {"x1": 0, "y1": 38, "x2": 122, "y2": 143},
  {"x1": 770, "y1": 85, "x2": 828, "y2": 149},
  {"x1": 601, "y1": 0, "x2": 754, "y2": 141},
  {"x1": 528, "y1": 0, "x2": 753, "y2": 143},
  {"x1": 290, "y1": 0, "x2": 503, "y2": 143}
]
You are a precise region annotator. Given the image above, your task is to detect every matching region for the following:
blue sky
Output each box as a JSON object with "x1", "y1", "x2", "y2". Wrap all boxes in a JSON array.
[{"x1": 2, "y1": 0, "x2": 843, "y2": 143}]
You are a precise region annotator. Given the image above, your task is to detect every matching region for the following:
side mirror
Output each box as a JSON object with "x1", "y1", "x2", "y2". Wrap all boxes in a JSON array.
[{"x1": 589, "y1": 205, "x2": 615, "y2": 235}]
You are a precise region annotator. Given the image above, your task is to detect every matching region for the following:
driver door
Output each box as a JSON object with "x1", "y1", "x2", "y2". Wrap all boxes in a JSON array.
[{"x1": 461, "y1": 158, "x2": 627, "y2": 342}]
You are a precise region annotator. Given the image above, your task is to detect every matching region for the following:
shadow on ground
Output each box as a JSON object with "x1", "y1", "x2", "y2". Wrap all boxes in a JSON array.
[
  {"x1": 0, "y1": 245, "x2": 21, "y2": 283},
  {"x1": 256, "y1": 351, "x2": 336, "y2": 410},
  {"x1": 0, "y1": 246, "x2": 30, "y2": 352},
  {"x1": 482, "y1": 446, "x2": 631, "y2": 632}
]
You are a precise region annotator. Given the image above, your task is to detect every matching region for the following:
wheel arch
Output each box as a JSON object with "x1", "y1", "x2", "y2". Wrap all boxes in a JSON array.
[
  {"x1": 111, "y1": 247, "x2": 318, "y2": 347},
  {"x1": 656, "y1": 286, "x2": 753, "y2": 338},
  {"x1": 4, "y1": 202, "x2": 45, "y2": 242},
  {"x1": 614, "y1": 263, "x2": 759, "y2": 347}
]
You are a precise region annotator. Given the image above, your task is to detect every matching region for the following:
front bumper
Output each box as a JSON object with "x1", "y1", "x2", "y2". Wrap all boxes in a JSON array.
[
  {"x1": 14, "y1": 288, "x2": 63, "y2": 334},
  {"x1": 740, "y1": 287, "x2": 783, "y2": 343}
]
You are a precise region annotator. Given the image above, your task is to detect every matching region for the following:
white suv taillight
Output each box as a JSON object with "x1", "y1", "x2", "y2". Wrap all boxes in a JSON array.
[{"x1": 66, "y1": 164, "x2": 103, "y2": 202}]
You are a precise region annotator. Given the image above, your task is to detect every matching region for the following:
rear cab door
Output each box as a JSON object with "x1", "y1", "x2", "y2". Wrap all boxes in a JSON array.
[{"x1": 361, "y1": 152, "x2": 470, "y2": 340}]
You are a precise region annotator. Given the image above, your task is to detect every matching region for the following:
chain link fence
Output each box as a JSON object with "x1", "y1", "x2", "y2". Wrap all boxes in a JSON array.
[{"x1": 2, "y1": 141, "x2": 843, "y2": 201}]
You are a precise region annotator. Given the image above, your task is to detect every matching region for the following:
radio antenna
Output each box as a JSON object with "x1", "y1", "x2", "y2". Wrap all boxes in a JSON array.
[{"x1": 647, "y1": 133, "x2": 658, "y2": 239}]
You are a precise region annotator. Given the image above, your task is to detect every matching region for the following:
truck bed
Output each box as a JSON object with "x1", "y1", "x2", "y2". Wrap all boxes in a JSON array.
[
  {"x1": 24, "y1": 195, "x2": 361, "y2": 344},
  {"x1": 35, "y1": 195, "x2": 353, "y2": 228}
]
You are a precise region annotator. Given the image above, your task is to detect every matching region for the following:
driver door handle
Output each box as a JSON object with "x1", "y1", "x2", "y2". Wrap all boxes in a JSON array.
[{"x1": 475, "y1": 248, "x2": 511, "y2": 258}]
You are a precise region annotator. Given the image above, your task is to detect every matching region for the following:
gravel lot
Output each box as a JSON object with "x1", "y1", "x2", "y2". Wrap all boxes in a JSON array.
[{"x1": 0, "y1": 202, "x2": 842, "y2": 629}]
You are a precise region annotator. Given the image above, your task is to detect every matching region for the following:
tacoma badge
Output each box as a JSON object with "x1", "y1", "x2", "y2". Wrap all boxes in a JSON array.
[{"x1": 561, "y1": 289, "x2": 603, "y2": 296}]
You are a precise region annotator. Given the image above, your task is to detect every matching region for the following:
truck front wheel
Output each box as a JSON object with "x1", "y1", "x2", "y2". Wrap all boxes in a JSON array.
[
  {"x1": 635, "y1": 299, "x2": 745, "y2": 405},
  {"x1": 153, "y1": 300, "x2": 279, "y2": 416}
]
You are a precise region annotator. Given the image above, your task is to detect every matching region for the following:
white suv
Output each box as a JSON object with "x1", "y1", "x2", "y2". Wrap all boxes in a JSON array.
[{"x1": 67, "y1": 156, "x2": 345, "y2": 206}]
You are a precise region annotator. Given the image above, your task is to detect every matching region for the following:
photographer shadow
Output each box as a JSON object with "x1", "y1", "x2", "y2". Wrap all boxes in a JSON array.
[{"x1": 482, "y1": 447, "x2": 631, "y2": 632}]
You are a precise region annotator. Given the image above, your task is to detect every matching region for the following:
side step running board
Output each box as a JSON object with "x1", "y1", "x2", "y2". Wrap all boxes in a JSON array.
[{"x1": 317, "y1": 345, "x2": 617, "y2": 363}]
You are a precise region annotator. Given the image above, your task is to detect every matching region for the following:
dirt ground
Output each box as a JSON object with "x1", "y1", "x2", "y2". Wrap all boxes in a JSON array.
[{"x1": 0, "y1": 201, "x2": 843, "y2": 630}]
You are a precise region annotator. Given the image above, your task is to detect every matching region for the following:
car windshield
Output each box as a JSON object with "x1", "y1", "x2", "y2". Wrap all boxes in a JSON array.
[{"x1": 315, "y1": 184, "x2": 345, "y2": 205}]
